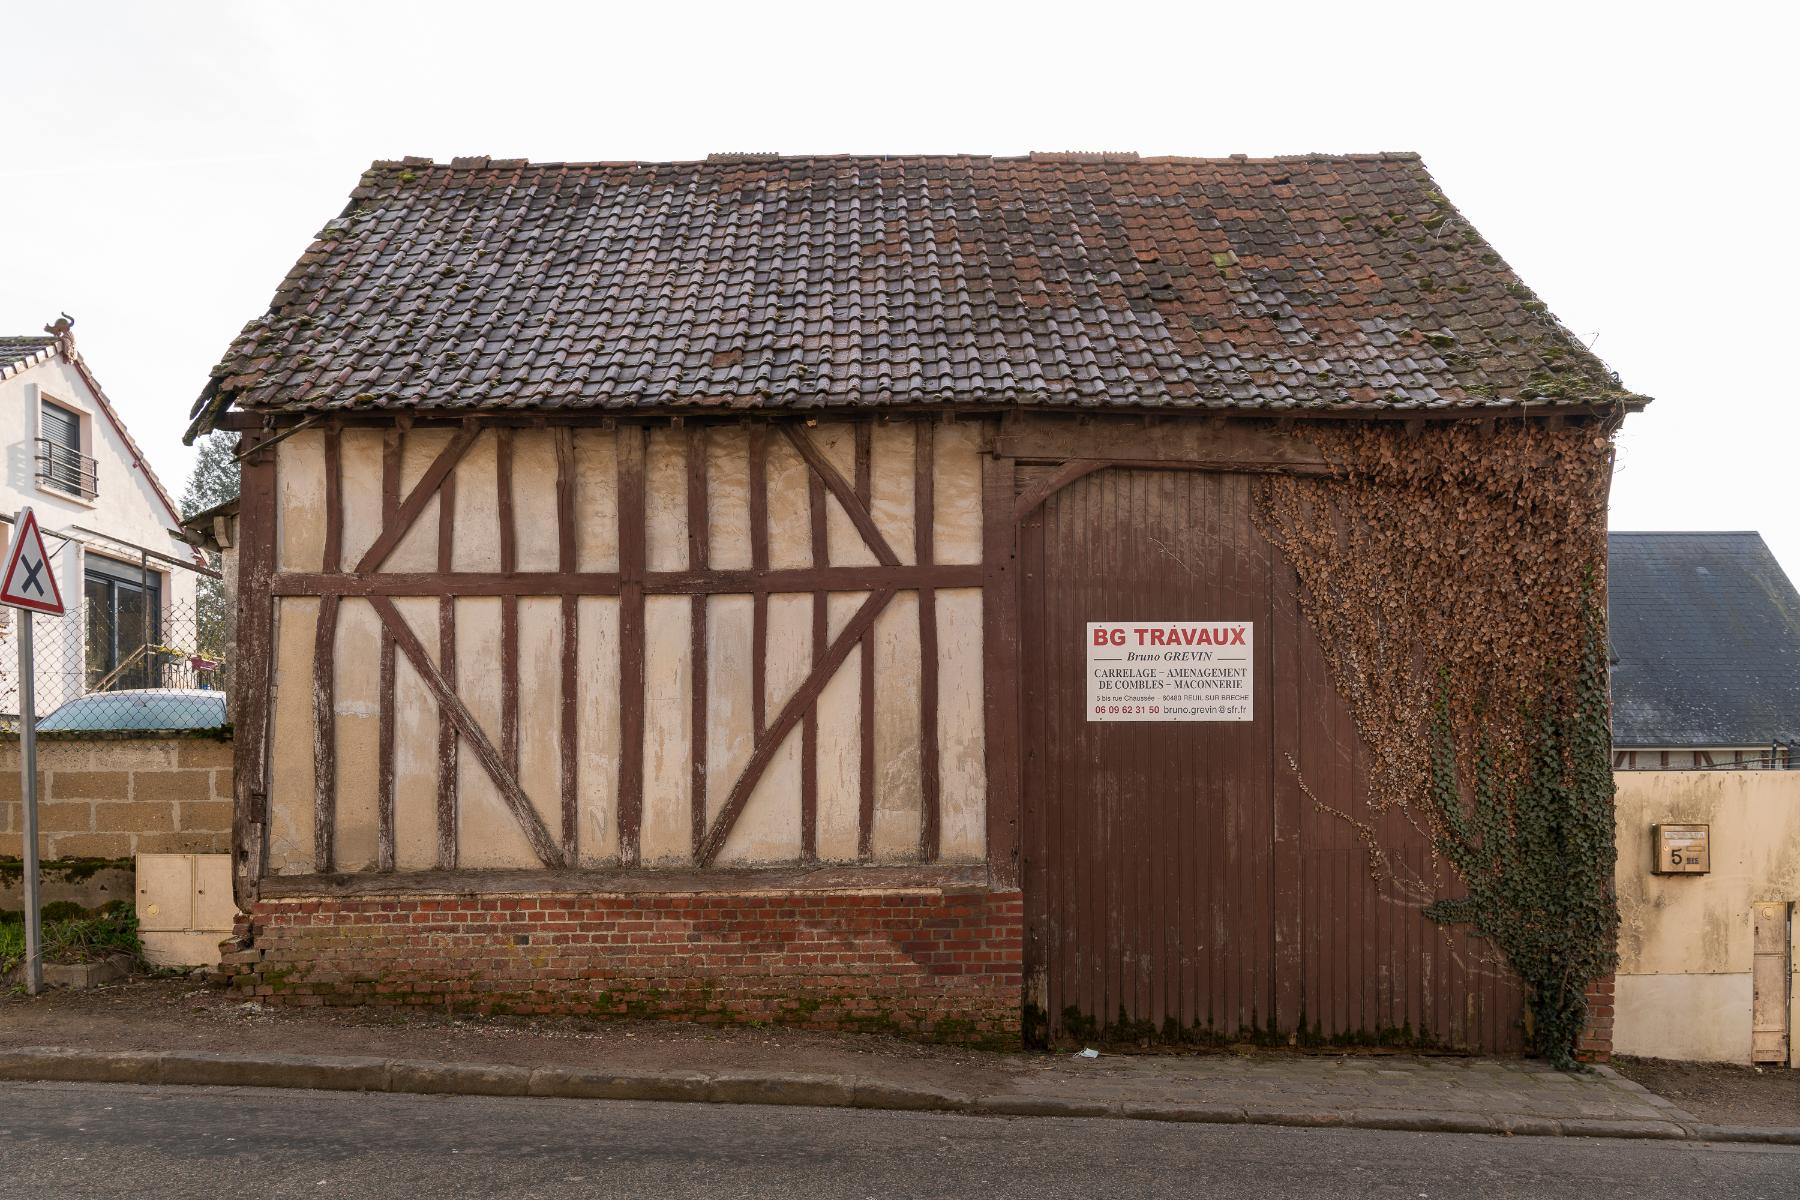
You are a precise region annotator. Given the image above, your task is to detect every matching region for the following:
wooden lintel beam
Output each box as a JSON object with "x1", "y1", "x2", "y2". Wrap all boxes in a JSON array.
[
  {"x1": 275, "y1": 571, "x2": 623, "y2": 596},
  {"x1": 1012, "y1": 457, "x2": 1332, "y2": 524},
  {"x1": 268, "y1": 564, "x2": 983, "y2": 598},
  {"x1": 656, "y1": 564, "x2": 980, "y2": 593},
  {"x1": 212, "y1": 401, "x2": 1635, "y2": 440}
]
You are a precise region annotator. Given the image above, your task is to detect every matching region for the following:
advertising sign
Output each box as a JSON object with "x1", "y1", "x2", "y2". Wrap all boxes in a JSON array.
[{"x1": 1086, "y1": 621, "x2": 1253, "y2": 722}]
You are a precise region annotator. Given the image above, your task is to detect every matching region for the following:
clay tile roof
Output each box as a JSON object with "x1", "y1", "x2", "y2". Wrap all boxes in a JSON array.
[
  {"x1": 0, "y1": 335, "x2": 56, "y2": 377},
  {"x1": 187, "y1": 153, "x2": 1645, "y2": 438}
]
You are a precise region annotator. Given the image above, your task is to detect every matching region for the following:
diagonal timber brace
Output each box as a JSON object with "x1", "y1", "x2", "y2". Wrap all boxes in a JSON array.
[
  {"x1": 783, "y1": 424, "x2": 901, "y2": 567},
  {"x1": 356, "y1": 425, "x2": 481, "y2": 573},
  {"x1": 369, "y1": 594, "x2": 567, "y2": 868},
  {"x1": 695, "y1": 586, "x2": 897, "y2": 866}
]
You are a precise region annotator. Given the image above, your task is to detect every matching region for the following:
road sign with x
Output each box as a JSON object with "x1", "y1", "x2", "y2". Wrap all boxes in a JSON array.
[{"x1": 0, "y1": 507, "x2": 65, "y2": 615}]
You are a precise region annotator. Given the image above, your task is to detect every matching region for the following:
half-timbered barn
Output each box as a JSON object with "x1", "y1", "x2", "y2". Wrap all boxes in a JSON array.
[{"x1": 191, "y1": 152, "x2": 1641, "y2": 1051}]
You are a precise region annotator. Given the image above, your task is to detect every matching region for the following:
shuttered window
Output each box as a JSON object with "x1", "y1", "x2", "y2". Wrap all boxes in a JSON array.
[
  {"x1": 41, "y1": 402, "x2": 80, "y2": 454},
  {"x1": 38, "y1": 401, "x2": 97, "y2": 498}
]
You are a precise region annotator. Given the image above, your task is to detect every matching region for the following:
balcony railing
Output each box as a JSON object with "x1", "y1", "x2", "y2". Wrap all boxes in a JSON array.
[{"x1": 35, "y1": 437, "x2": 98, "y2": 500}]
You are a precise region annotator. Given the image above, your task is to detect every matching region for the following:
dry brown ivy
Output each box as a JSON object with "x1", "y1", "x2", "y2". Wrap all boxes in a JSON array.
[{"x1": 1254, "y1": 417, "x2": 1620, "y2": 1061}]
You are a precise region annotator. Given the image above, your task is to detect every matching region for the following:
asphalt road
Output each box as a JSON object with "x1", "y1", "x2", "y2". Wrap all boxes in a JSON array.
[{"x1": 1, "y1": 1082, "x2": 1796, "y2": 1200}]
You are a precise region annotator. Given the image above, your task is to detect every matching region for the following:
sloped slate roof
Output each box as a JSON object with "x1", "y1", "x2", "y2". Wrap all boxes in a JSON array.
[
  {"x1": 1608, "y1": 532, "x2": 1800, "y2": 749},
  {"x1": 189, "y1": 152, "x2": 1643, "y2": 437}
]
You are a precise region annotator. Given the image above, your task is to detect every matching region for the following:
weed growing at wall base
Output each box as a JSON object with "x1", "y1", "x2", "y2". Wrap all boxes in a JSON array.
[{"x1": 0, "y1": 899, "x2": 142, "y2": 976}]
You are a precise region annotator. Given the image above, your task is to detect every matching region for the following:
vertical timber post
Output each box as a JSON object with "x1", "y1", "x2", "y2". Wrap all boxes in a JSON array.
[
  {"x1": 981, "y1": 445, "x2": 1021, "y2": 888},
  {"x1": 232, "y1": 432, "x2": 279, "y2": 906},
  {"x1": 916, "y1": 418, "x2": 940, "y2": 862},
  {"x1": 616, "y1": 423, "x2": 647, "y2": 865}
]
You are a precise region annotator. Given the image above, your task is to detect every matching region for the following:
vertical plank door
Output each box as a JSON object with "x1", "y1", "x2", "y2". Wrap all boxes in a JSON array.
[
  {"x1": 1753, "y1": 902, "x2": 1791, "y2": 1064},
  {"x1": 1018, "y1": 464, "x2": 1526, "y2": 1051},
  {"x1": 1020, "y1": 468, "x2": 1274, "y2": 1041}
]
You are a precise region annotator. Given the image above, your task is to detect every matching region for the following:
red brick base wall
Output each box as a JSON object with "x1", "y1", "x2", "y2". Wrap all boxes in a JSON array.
[
  {"x1": 1577, "y1": 974, "x2": 1615, "y2": 1063},
  {"x1": 219, "y1": 888, "x2": 1024, "y2": 1046}
]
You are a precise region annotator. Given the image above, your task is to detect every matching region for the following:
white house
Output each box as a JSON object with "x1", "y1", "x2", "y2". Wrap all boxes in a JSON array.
[{"x1": 0, "y1": 319, "x2": 200, "y2": 717}]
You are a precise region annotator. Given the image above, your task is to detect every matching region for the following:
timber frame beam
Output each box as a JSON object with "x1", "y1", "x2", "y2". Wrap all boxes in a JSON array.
[
  {"x1": 232, "y1": 429, "x2": 279, "y2": 908},
  {"x1": 246, "y1": 410, "x2": 1349, "y2": 888},
  {"x1": 267, "y1": 414, "x2": 979, "y2": 878},
  {"x1": 268, "y1": 565, "x2": 979, "y2": 597}
]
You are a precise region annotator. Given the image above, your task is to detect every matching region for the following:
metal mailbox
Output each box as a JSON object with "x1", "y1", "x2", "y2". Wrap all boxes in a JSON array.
[{"x1": 1651, "y1": 823, "x2": 1711, "y2": 874}]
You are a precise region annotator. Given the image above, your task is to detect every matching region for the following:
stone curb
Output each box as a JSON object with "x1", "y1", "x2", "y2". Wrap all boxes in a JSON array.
[{"x1": 2, "y1": 1046, "x2": 1797, "y2": 1145}]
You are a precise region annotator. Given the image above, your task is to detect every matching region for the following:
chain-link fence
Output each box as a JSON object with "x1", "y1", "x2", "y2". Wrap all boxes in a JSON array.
[{"x1": 0, "y1": 598, "x2": 229, "y2": 733}]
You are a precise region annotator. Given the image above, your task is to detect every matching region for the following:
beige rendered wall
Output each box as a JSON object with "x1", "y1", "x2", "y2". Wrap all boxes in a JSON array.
[
  {"x1": 1614, "y1": 770, "x2": 1800, "y2": 1066},
  {"x1": 265, "y1": 418, "x2": 986, "y2": 873}
]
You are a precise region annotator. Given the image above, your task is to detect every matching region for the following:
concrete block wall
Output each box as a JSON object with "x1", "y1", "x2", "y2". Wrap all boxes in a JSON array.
[{"x1": 0, "y1": 735, "x2": 233, "y2": 859}]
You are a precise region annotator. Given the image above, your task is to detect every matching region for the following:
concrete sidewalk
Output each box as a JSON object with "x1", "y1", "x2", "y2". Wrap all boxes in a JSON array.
[{"x1": 1, "y1": 980, "x2": 1794, "y2": 1144}]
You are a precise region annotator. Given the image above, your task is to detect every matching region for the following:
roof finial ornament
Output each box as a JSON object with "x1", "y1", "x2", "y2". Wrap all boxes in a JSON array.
[{"x1": 42, "y1": 313, "x2": 75, "y2": 355}]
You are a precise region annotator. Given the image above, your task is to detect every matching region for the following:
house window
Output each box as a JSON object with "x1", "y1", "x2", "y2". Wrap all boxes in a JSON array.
[
  {"x1": 85, "y1": 557, "x2": 162, "y2": 691},
  {"x1": 37, "y1": 400, "x2": 98, "y2": 500}
]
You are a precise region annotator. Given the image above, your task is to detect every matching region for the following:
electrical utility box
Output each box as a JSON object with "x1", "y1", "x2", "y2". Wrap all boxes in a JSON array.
[
  {"x1": 135, "y1": 853, "x2": 237, "y2": 967},
  {"x1": 1651, "y1": 823, "x2": 1711, "y2": 875}
]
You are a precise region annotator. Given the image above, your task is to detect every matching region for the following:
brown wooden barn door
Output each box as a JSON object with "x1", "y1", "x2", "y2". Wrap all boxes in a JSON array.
[{"x1": 1020, "y1": 467, "x2": 1276, "y2": 1044}]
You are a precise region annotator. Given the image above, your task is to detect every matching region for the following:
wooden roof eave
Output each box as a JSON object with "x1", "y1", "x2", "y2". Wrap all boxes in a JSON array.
[{"x1": 203, "y1": 393, "x2": 1643, "y2": 434}]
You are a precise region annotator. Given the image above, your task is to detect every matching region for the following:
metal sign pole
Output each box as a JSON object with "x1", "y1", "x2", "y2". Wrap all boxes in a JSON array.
[
  {"x1": 18, "y1": 605, "x2": 40, "y2": 995},
  {"x1": 2, "y1": 504, "x2": 62, "y2": 997}
]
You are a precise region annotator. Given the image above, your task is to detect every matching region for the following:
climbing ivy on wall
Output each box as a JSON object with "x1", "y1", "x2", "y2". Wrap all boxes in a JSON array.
[
  {"x1": 1254, "y1": 419, "x2": 1621, "y2": 1067},
  {"x1": 1423, "y1": 599, "x2": 1618, "y2": 1067}
]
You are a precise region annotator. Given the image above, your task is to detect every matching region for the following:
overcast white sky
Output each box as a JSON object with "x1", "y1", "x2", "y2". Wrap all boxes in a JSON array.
[{"x1": 2, "y1": 2, "x2": 1794, "y2": 568}]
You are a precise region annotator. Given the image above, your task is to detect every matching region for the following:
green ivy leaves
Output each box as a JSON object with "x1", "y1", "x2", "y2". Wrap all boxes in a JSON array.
[{"x1": 1424, "y1": 600, "x2": 1619, "y2": 1069}]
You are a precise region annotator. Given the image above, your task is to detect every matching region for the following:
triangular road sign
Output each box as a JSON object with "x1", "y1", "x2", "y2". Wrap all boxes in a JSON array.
[{"x1": 0, "y1": 508, "x2": 65, "y2": 615}]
